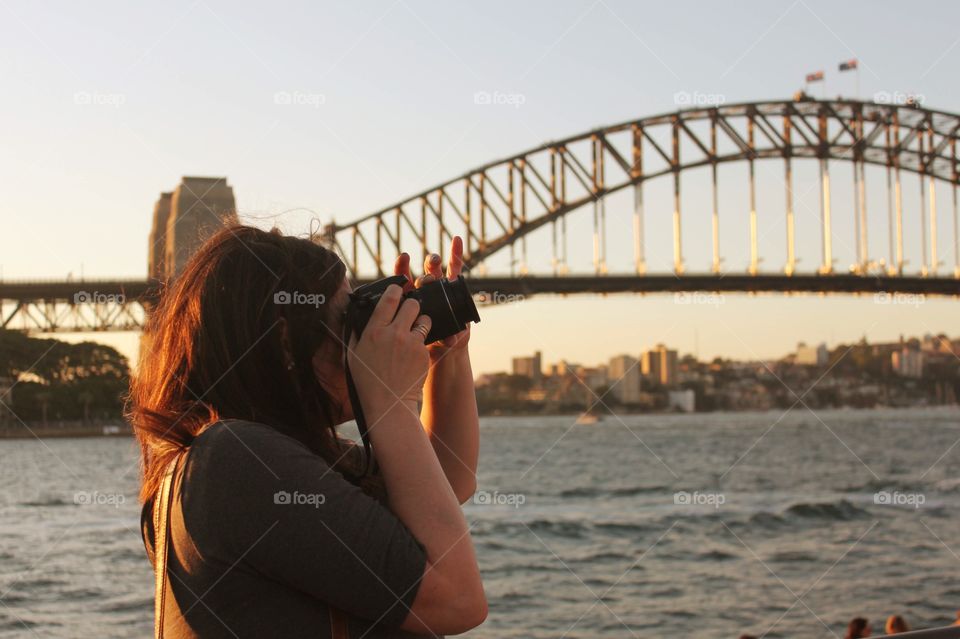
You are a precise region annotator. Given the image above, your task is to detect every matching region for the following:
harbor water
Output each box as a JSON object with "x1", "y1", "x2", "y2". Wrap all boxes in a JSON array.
[{"x1": 2, "y1": 408, "x2": 960, "y2": 638}]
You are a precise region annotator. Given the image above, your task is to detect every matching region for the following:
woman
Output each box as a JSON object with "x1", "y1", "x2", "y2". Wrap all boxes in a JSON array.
[{"x1": 131, "y1": 225, "x2": 486, "y2": 637}]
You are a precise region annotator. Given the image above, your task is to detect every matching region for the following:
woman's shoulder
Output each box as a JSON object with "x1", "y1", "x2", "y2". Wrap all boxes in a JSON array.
[
  {"x1": 184, "y1": 419, "x2": 333, "y2": 494},
  {"x1": 193, "y1": 419, "x2": 312, "y2": 459}
]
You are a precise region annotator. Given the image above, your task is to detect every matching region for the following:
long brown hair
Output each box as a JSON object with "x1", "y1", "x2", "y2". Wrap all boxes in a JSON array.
[{"x1": 128, "y1": 225, "x2": 352, "y2": 502}]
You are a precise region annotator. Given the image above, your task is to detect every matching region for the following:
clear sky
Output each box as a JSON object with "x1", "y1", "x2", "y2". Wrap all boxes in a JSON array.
[{"x1": 1, "y1": 0, "x2": 958, "y2": 374}]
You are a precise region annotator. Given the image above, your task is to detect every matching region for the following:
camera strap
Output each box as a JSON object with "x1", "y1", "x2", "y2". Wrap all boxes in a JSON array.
[{"x1": 343, "y1": 324, "x2": 376, "y2": 476}]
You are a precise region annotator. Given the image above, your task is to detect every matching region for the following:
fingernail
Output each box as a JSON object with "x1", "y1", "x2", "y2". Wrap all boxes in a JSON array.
[{"x1": 430, "y1": 254, "x2": 441, "y2": 264}]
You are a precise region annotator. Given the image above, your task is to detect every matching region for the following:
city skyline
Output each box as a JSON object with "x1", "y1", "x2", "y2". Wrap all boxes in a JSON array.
[
  {"x1": 498, "y1": 330, "x2": 953, "y2": 378},
  {"x1": 475, "y1": 330, "x2": 956, "y2": 415}
]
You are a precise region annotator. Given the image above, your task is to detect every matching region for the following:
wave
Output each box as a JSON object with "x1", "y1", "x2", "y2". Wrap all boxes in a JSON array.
[
  {"x1": 99, "y1": 596, "x2": 153, "y2": 613},
  {"x1": 476, "y1": 517, "x2": 659, "y2": 541},
  {"x1": 513, "y1": 518, "x2": 589, "y2": 539},
  {"x1": 839, "y1": 478, "x2": 929, "y2": 494},
  {"x1": 0, "y1": 618, "x2": 40, "y2": 631},
  {"x1": 768, "y1": 550, "x2": 817, "y2": 562},
  {"x1": 18, "y1": 497, "x2": 74, "y2": 507},
  {"x1": 558, "y1": 485, "x2": 670, "y2": 499},
  {"x1": 783, "y1": 499, "x2": 869, "y2": 520},
  {"x1": 696, "y1": 549, "x2": 737, "y2": 561},
  {"x1": 724, "y1": 501, "x2": 868, "y2": 533},
  {"x1": 593, "y1": 521, "x2": 657, "y2": 536},
  {"x1": 569, "y1": 550, "x2": 634, "y2": 563},
  {"x1": 934, "y1": 477, "x2": 960, "y2": 492}
]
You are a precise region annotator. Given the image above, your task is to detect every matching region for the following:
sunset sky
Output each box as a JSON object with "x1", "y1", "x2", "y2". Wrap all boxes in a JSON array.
[{"x1": 1, "y1": 0, "x2": 958, "y2": 374}]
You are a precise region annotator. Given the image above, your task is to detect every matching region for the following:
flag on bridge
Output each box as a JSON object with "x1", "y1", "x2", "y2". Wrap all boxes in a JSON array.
[
  {"x1": 838, "y1": 59, "x2": 858, "y2": 72},
  {"x1": 805, "y1": 70, "x2": 824, "y2": 83}
]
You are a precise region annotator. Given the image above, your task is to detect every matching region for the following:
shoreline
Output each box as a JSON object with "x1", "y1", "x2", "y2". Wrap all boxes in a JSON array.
[
  {"x1": 0, "y1": 422, "x2": 131, "y2": 440},
  {"x1": 1, "y1": 405, "x2": 957, "y2": 441}
]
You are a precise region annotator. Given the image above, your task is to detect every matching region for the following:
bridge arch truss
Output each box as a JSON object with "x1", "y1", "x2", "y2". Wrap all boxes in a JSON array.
[{"x1": 324, "y1": 98, "x2": 960, "y2": 280}]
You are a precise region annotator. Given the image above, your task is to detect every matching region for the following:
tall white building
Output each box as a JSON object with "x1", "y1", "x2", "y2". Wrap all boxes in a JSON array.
[{"x1": 608, "y1": 355, "x2": 642, "y2": 404}]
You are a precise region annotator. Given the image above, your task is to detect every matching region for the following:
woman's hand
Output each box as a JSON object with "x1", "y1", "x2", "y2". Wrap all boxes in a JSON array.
[
  {"x1": 393, "y1": 236, "x2": 471, "y2": 359},
  {"x1": 347, "y1": 284, "x2": 433, "y2": 412}
]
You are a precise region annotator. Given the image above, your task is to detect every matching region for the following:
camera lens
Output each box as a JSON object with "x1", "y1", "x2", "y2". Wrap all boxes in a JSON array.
[{"x1": 407, "y1": 277, "x2": 480, "y2": 343}]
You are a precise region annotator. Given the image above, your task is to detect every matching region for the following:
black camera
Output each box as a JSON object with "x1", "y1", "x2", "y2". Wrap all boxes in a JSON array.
[{"x1": 345, "y1": 275, "x2": 480, "y2": 344}]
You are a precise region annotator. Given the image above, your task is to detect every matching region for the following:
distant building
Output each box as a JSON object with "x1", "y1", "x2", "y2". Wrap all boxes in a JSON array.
[
  {"x1": 578, "y1": 366, "x2": 608, "y2": 392},
  {"x1": 608, "y1": 354, "x2": 642, "y2": 404},
  {"x1": 148, "y1": 192, "x2": 172, "y2": 281},
  {"x1": 922, "y1": 333, "x2": 955, "y2": 355},
  {"x1": 795, "y1": 342, "x2": 829, "y2": 366},
  {"x1": 552, "y1": 360, "x2": 579, "y2": 377},
  {"x1": 667, "y1": 389, "x2": 695, "y2": 413},
  {"x1": 150, "y1": 176, "x2": 239, "y2": 281},
  {"x1": 892, "y1": 347, "x2": 924, "y2": 378},
  {"x1": 512, "y1": 351, "x2": 542, "y2": 381},
  {"x1": 642, "y1": 344, "x2": 678, "y2": 388}
]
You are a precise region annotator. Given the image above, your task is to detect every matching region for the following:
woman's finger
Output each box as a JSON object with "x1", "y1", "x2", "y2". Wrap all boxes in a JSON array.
[
  {"x1": 423, "y1": 253, "x2": 443, "y2": 280},
  {"x1": 392, "y1": 297, "x2": 421, "y2": 329},
  {"x1": 393, "y1": 252, "x2": 415, "y2": 290},
  {"x1": 447, "y1": 236, "x2": 464, "y2": 280},
  {"x1": 369, "y1": 284, "x2": 404, "y2": 327},
  {"x1": 411, "y1": 314, "x2": 432, "y2": 342}
]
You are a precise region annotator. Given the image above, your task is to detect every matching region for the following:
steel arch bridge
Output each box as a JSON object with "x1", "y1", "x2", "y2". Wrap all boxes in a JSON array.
[
  {"x1": 3, "y1": 97, "x2": 960, "y2": 334},
  {"x1": 322, "y1": 97, "x2": 960, "y2": 281}
]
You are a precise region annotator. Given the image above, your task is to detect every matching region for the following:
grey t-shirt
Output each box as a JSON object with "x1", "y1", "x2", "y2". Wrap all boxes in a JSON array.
[{"x1": 142, "y1": 419, "x2": 432, "y2": 638}]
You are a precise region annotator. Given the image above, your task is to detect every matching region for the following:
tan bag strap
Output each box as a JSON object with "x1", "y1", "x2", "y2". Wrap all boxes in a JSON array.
[
  {"x1": 153, "y1": 451, "x2": 184, "y2": 639},
  {"x1": 330, "y1": 607, "x2": 350, "y2": 639}
]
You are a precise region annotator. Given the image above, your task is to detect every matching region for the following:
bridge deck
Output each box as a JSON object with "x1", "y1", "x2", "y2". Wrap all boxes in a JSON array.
[{"x1": 1, "y1": 274, "x2": 958, "y2": 302}]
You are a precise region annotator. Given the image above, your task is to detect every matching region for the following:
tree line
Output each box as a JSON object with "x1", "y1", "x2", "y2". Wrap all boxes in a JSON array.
[{"x1": 0, "y1": 329, "x2": 129, "y2": 424}]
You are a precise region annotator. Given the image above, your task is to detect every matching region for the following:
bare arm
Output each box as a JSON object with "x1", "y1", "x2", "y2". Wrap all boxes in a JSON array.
[
  {"x1": 349, "y1": 285, "x2": 486, "y2": 635},
  {"x1": 421, "y1": 344, "x2": 479, "y2": 504},
  {"x1": 396, "y1": 237, "x2": 481, "y2": 503}
]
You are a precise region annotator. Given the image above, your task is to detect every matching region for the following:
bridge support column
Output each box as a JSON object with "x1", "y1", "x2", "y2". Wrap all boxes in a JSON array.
[
  {"x1": 919, "y1": 167, "x2": 928, "y2": 277},
  {"x1": 853, "y1": 161, "x2": 862, "y2": 273},
  {"x1": 600, "y1": 198, "x2": 607, "y2": 274},
  {"x1": 551, "y1": 220, "x2": 558, "y2": 275},
  {"x1": 747, "y1": 115, "x2": 758, "y2": 275},
  {"x1": 954, "y1": 178, "x2": 959, "y2": 279},
  {"x1": 886, "y1": 159, "x2": 895, "y2": 275},
  {"x1": 673, "y1": 171, "x2": 684, "y2": 274},
  {"x1": 633, "y1": 183, "x2": 646, "y2": 275},
  {"x1": 712, "y1": 162, "x2": 721, "y2": 274},
  {"x1": 859, "y1": 160, "x2": 868, "y2": 272},
  {"x1": 929, "y1": 174, "x2": 938, "y2": 276},
  {"x1": 591, "y1": 199, "x2": 608, "y2": 274},
  {"x1": 749, "y1": 158, "x2": 758, "y2": 275},
  {"x1": 561, "y1": 214, "x2": 569, "y2": 274},
  {"x1": 710, "y1": 113, "x2": 721, "y2": 274},
  {"x1": 895, "y1": 165, "x2": 904, "y2": 275},
  {"x1": 592, "y1": 200, "x2": 600, "y2": 274},
  {"x1": 785, "y1": 157, "x2": 796, "y2": 276},
  {"x1": 632, "y1": 124, "x2": 646, "y2": 275},
  {"x1": 953, "y1": 138, "x2": 959, "y2": 279},
  {"x1": 819, "y1": 158, "x2": 833, "y2": 274}
]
